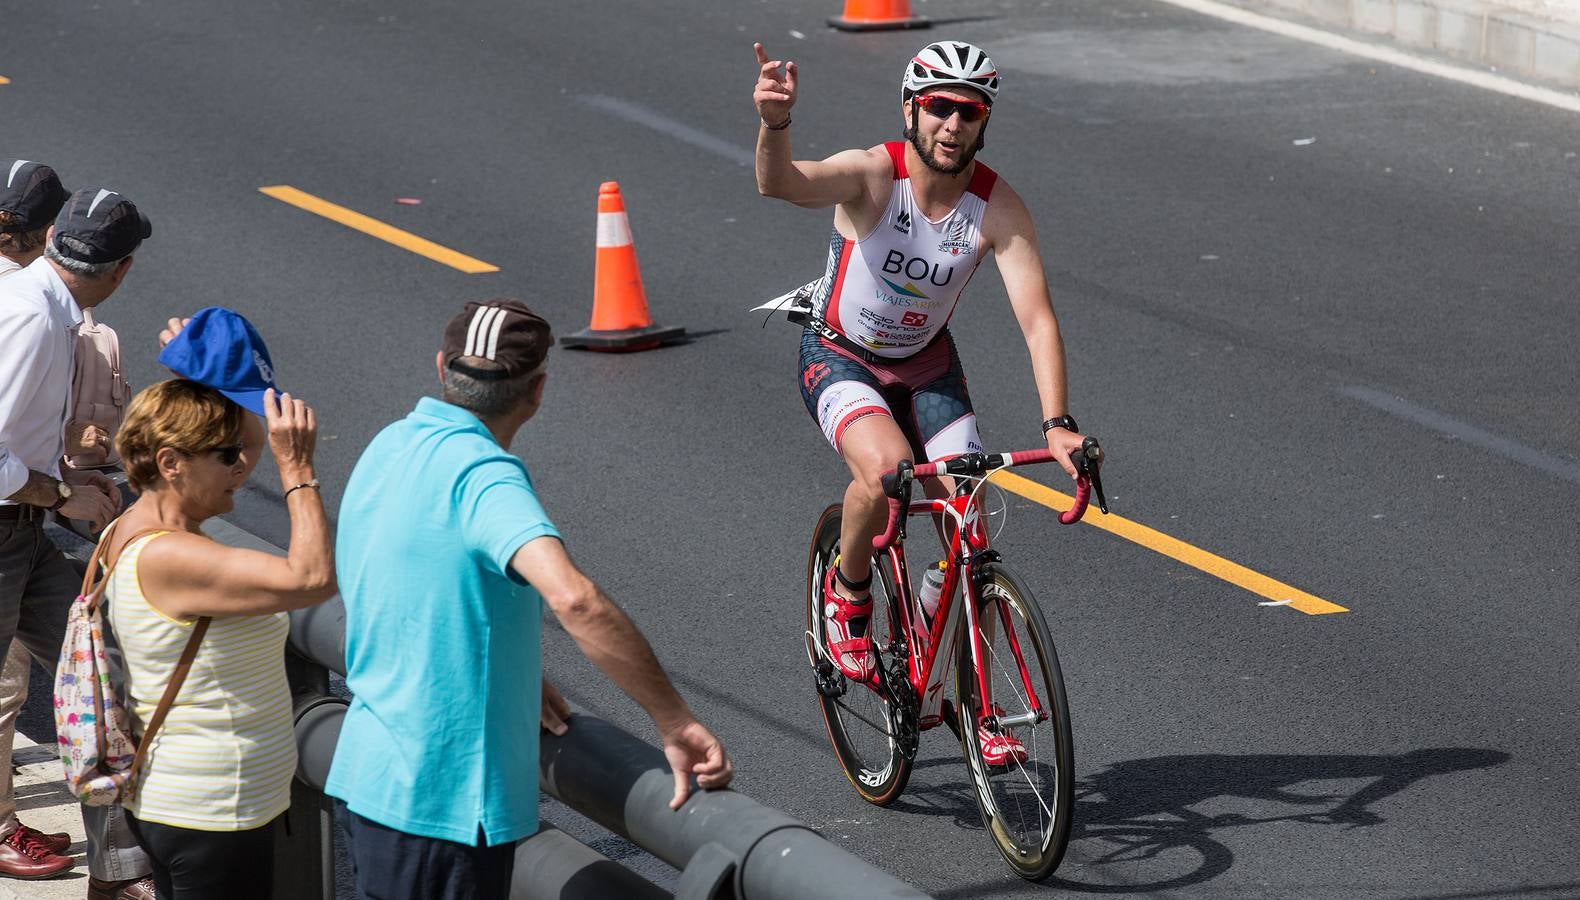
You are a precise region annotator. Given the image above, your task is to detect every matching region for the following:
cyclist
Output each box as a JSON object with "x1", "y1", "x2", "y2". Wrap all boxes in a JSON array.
[{"x1": 754, "y1": 40, "x2": 1088, "y2": 765}]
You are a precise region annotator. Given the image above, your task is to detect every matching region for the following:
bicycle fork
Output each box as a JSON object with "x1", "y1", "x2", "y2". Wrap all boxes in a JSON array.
[{"x1": 964, "y1": 563, "x2": 1047, "y2": 732}]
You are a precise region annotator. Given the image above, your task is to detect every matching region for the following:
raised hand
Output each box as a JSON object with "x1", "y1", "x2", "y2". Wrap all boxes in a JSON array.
[
  {"x1": 158, "y1": 316, "x2": 191, "y2": 348},
  {"x1": 262, "y1": 388, "x2": 318, "y2": 486},
  {"x1": 753, "y1": 42, "x2": 797, "y2": 129}
]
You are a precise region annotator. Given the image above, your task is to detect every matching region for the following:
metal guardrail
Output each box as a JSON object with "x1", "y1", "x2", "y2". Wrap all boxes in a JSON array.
[
  {"x1": 285, "y1": 595, "x2": 930, "y2": 899},
  {"x1": 538, "y1": 713, "x2": 931, "y2": 900}
]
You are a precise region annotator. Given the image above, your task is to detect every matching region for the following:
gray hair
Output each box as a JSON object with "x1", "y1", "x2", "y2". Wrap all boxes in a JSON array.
[
  {"x1": 43, "y1": 239, "x2": 122, "y2": 278},
  {"x1": 441, "y1": 367, "x2": 540, "y2": 419}
]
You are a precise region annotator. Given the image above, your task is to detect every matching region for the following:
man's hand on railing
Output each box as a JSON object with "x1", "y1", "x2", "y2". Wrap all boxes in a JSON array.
[
  {"x1": 541, "y1": 678, "x2": 571, "y2": 736},
  {"x1": 660, "y1": 718, "x2": 735, "y2": 810}
]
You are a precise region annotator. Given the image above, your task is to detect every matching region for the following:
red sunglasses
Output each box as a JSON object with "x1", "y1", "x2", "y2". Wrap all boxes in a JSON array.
[{"x1": 914, "y1": 94, "x2": 990, "y2": 123}]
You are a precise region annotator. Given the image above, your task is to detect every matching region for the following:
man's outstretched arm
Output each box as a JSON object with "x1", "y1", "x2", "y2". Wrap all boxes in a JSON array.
[{"x1": 514, "y1": 535, "x2": 734, "y2": 807}]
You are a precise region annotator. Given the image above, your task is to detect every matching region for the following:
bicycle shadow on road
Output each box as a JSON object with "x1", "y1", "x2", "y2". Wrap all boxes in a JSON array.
[
  {"x1": 902, "y1": 747, "x2": 1508, "y2": 896},
  {"x1": 1048, "y1": 747, "x2": 1510, "y2": 894}
]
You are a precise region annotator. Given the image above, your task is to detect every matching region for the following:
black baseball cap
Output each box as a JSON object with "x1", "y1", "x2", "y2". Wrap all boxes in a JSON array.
[
  {"x1": 50, "y1": 188, "x2": 152, "y2": 264},
  {"x1": 441, "y1": 300, "x2": 553, "y2": 379},
  {"x1": 0, "y1": 160, "x2": 69, "y2": 233}
]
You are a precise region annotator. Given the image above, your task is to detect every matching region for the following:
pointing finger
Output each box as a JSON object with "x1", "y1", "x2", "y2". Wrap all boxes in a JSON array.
[{"x1": 754, "y1": 42, "x2": 769, "y2": 65}]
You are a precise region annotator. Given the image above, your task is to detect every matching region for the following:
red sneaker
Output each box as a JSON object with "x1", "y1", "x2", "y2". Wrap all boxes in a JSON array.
[
  {"x1": 977, "y1": 705, "x2": 1029, "y2": 767},
  {"x1": 822, "y1": 565, "x2": 875, "y2": 683},
  {"x1": 13, "y1": 821, "x2": 70, "y2": 855},
  {"x1": 0, "y1": 825, "x2": 73, "y2": 879}
]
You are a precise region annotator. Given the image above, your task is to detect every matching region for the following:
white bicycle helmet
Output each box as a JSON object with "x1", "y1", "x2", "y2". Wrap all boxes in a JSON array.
[{"x1": 901, "y1": 41, "x2": 999, "y2": 105}]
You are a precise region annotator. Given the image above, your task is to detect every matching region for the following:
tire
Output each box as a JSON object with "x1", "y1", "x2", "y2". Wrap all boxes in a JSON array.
[
  {"x1": 806, "y1": 504, "x2": 914, "y2": 806},
  {"x1": 954, "y1": 563, "x2": 1074, "y2": 880}
]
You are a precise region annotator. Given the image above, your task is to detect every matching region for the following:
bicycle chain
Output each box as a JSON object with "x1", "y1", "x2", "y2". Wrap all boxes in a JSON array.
[{"x1": 879, "y1": 649, "x2": 920, "y2": 761}]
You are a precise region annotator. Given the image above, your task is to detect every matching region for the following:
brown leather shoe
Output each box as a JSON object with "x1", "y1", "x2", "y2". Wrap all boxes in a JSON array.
[
  {"x1": 0, "y1": 826, "x2": 73, "y2": 879},
  {"x1": 87, "y1": 875, "x2": 158, "y2": 900},
  {"x1": 15, "y1": 820, "x2": 72, "y2": 855}
]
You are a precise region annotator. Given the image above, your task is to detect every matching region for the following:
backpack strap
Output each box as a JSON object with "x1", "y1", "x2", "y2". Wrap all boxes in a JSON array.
[
  {"x1": 79, "y1": 517, "x2": 213, "y2": 793},
  {"x1": 127, "y1": 615, "x2": 210, "y2": 790}
]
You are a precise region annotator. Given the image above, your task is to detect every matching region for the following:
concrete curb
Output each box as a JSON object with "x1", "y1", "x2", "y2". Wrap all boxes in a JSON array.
[
  {"x1": 1217, "y1": 0, "x2": 1580, "y2": 87},
  {"x1": 1, "y1": 735, "x2": 90, "y2": 900}
]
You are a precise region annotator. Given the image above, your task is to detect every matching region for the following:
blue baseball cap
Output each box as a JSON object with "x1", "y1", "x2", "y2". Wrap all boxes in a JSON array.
[{"x1": 157, "y1": 307, "x2": 279, "y2": 416}]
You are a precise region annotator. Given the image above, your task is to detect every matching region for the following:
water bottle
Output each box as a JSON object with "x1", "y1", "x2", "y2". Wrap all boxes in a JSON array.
[{"x1": 918, "y1": 560, "x2": 948, "y2": 621}]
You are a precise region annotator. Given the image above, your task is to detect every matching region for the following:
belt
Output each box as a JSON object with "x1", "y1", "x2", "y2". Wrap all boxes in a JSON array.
[
  {"x1": 0, "y1": 504, "x2": 48, "y2": 523},
  {"x1": 789, "y1": 308, "x2": 946, "y2": 367}
]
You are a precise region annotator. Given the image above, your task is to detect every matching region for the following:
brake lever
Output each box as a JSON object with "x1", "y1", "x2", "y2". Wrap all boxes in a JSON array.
[{"x1": 1081, "y1": 437, "x2": 1109, "y2": 514}]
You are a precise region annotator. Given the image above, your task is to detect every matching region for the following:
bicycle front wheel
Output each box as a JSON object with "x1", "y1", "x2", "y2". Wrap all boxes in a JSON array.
[
  {"x1": 955, "y1": 563, "x2": 1074, "y2": 880},
  {"x1": 805, "y1": 503, "x2": 914, "y2": 806}
]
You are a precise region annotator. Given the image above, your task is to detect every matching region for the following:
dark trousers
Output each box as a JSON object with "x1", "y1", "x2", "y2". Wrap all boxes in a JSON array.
[
  {"x1": 125, "y1": 811, "x2": 277, "y2": 900},
  {"x1": 336, "y1": 800, "x2": 515, "y2": 900},
  {"x1": 0, "y1": 517, "x2": 149, "y2": 879}
]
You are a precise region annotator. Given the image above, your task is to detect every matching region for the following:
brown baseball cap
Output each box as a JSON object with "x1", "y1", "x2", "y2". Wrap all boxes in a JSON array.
[{"x1": 442, "y1": 299, "x2": 553, "y2": 380}]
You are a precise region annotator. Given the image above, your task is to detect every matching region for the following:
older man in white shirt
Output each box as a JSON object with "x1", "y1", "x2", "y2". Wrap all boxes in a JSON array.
[{"x1": 0, "y1": 179, "x2": 155, "y2": 899}]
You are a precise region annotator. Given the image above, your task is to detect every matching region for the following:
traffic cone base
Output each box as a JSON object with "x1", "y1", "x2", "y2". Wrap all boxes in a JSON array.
[
  {"x1": 562, "y1": 181, "x2": 685, "y2": 352},
  {"x1": 561, "y1": 323, "x2": 686, "y2": 352},
  {"x1": 828, "y1": 0, "x2": 929, "y2": 31}
]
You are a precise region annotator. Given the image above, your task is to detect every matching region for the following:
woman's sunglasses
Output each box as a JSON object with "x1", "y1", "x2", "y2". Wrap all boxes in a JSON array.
[
  {"x1": 206, "y1": 444, "x2": 245, "y2": 466},
  {"x1": 914, "y1": 95, "x2": 990, "y2": 123}
]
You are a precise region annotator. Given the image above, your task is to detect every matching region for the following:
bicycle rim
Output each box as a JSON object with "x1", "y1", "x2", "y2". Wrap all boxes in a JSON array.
[
  {"x1": 955, "y1": 563, "x2": 1074, "y2": 880},
  {"x1": 806, "y1": 504, "x2": 913, "y2": 806}
]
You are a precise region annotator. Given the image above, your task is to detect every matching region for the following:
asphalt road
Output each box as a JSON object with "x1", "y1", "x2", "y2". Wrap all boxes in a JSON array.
[{"x1": 6, "y1": 0, "x2": 1578, "y2": 896}]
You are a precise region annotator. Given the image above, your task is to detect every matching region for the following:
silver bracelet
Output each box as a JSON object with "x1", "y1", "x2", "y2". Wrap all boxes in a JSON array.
[{"x1": 283, "y1": 479, "x2": 321, "y2": 500}]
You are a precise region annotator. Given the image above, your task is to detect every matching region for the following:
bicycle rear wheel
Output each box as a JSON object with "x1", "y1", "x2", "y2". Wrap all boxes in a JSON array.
[
  {"x1": 955, "y1": 562, "x2": 1074, "y2": 880},
  {"x1": 805, "y1": 504, "x2": 914, "y2": 806}
]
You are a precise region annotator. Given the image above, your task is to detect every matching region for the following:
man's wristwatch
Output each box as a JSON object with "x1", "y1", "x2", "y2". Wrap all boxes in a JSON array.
[
  {"x1": 1041, "y1": 415, "x2": 1079, "y2": 436},
  {"x1": 48, "y1": 479, "x2": 72, "y2": 511}
]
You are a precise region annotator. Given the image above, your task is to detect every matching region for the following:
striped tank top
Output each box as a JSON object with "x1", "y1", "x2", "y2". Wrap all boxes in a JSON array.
[{"x1": 105, "y1": 533, "x2": 295, "y2": 831}]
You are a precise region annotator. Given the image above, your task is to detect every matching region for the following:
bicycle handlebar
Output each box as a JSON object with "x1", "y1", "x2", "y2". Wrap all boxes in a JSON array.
[{"x1": 873, "y1": 438, "x2": 1108, "y2": 551}]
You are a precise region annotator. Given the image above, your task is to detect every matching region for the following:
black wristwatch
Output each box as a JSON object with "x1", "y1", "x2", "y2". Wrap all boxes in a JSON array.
[
  {"x1": 48, "y1": 479, "x2": 72, "y2": 511},
  {"x1": 1041, "y1": 415, "x2": 1079, "y2": 435}
]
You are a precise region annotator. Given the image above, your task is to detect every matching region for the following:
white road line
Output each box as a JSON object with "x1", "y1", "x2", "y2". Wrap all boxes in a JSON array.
[
  {"x1": 1340, "y1": 385, "x2": 1580, "y2": 485},
  {"x1": 1150, "y1": 0, "x2": 1580, "y2": 113},
  {"x1": 578, "y1": 95, "x2": 755, "y2": 166}
]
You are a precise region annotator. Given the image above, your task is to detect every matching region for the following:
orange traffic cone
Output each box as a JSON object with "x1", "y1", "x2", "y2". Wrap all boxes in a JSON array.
[
  {"x1": 561, "y1": 182, "x2": 686, "y2": 352},
  {"x1": 828, "y1": 0, "x2": 929, "y2": 31}
]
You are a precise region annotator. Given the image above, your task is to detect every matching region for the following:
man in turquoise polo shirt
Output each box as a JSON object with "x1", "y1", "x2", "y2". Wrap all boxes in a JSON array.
[{"x1": 327, "y1": 299, "x2": 733, "y2": 900}]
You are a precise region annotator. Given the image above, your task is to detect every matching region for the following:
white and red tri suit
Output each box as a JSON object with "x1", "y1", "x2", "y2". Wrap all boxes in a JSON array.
[{"x1": 798, "y1": 142, "x2": 999, "y2": 460}]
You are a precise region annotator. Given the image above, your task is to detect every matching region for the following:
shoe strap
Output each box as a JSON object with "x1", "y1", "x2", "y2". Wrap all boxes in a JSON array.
[{"x1": 833, "y1": 565, "x2": 872, "y2": 593}]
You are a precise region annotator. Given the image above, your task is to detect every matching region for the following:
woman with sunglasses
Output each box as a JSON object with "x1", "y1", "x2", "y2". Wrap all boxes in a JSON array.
[
  {"x1": 97, "y1": 378, "x2": 333, "y2": 900},
  {"x1": 753, "y1": 40, "x2": 1096, "y2": 765}
]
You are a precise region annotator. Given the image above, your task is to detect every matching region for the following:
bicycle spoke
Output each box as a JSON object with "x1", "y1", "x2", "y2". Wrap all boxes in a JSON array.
[
  {"x1": 1004, "y1": 754, "x2": 1056, "y2": 822},
  {"x1": 973, "y1": 586, "x2": 1060, "y2": 852},
  {"x1": 832, "y1": 696, "x2": 895, "y2": 738}
]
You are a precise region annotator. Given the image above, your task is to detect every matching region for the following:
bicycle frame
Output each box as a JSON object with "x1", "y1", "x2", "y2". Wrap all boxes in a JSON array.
[
  {"x1": 883, "y1": 483, "x2": 1045, "y2": 734},
  {"x1": 868, "y1": 443, "x2": 1104, "y2": 735}
]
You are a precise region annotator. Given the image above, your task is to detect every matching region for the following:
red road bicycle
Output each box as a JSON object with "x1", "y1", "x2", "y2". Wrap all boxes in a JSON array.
[{"x1": 804, "y1": 439, "x2": 1107, "y2": 880}]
